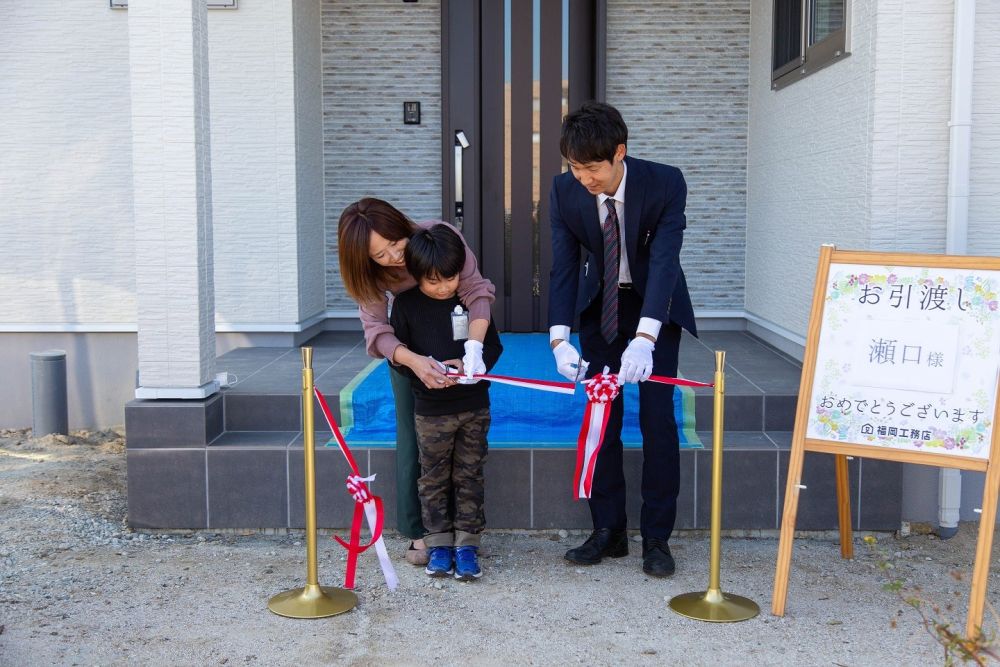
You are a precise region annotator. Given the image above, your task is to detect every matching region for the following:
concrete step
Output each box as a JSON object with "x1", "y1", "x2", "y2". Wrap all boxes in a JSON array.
[
  {"x1": 126, "y1": 429, "x2": 901, "y2": 531},
  {"x1": 125, "y1": 330, "x2": 836, "y2": 530},
  {"x1": 214, "y1": 388, "x2": 797, "y2": 433}
]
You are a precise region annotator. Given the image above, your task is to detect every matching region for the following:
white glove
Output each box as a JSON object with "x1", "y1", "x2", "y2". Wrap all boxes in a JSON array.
[
  {"x1": 619, "y1": 337, "x2": 655, "y2": 384},
  {"x1": 462, "y1": 340, "x2": 486, "y2": 379},
  {"x1": 552, "y1": 341, "x2": 589, "y2": 382}
]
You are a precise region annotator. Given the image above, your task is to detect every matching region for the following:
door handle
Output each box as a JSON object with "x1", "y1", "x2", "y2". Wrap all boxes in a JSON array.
[{"x1": 454, "y1": 130, "x2": 470, "y2": 230}]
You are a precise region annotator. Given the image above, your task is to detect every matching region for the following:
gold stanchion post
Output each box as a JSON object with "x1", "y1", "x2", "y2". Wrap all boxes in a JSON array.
[
  {"x1": 669, "y1": 350, "x2": 759, "y2": 622},
  {"x1": 268, "y1": 347, "x2": 357, "y2": 618}
]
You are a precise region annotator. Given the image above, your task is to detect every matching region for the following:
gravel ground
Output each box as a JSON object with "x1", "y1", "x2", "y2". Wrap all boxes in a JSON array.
[{"x1": 1, "y1": 428, "x2": 998, "y2": 666}]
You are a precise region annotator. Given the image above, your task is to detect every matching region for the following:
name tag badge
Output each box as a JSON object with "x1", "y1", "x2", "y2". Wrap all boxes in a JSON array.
[{"x1": 451, "y1": 305, "x2": 469, "y2": 341}]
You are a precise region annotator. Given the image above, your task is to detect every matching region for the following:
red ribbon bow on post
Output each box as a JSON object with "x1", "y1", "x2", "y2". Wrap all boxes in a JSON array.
[
  {"x1": 314, "y1": 388, "x2": 398, "y2": 591},
  {"x1": 331, "y1": 474, "x2": 386, "y2": 589}
]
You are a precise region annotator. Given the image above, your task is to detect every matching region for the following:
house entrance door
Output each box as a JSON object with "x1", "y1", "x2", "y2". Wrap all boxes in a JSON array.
[{"x1": 443, "y1": 0, "x2": 600, "y2": 331}]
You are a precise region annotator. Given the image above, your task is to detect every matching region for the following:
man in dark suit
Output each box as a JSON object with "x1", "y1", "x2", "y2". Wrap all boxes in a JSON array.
[{"x1": 548, "y1": 102, "x2": 697, "y2": 577}]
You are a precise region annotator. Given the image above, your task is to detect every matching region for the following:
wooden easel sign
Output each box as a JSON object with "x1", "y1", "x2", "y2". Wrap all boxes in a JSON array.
[{"x1": 772, "y1": 245, "x2": 1000, "y2": 637}]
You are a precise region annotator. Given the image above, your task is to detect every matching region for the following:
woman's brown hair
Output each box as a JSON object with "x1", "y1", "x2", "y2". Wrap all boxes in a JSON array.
[{"x1": 337, "y1": 197, "x2": 419, "y2": 305}]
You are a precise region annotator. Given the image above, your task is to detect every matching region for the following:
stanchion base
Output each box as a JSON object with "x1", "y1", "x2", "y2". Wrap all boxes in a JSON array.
[
  {"x1": 669, "y1": 589, "x2": 760, "y2": 623},
  {"x1": 268, "y1": 584, "x2": 357, "y2": 619}
]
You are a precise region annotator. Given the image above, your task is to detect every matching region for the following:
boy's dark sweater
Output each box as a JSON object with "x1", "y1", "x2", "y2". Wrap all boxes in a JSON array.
[{"x1": 389, "y1": 287, "x2": 503, "y2": 417}]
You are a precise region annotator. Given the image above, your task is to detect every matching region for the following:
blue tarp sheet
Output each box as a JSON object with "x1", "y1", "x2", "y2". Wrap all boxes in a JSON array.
[{"x1": 338, "y1": 334, "x2": 701, "y2": 449}]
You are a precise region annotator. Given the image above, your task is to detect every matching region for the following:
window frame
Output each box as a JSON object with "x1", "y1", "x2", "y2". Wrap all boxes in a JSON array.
[
  {"x1": 110, "y1": 0, "x2": 237, "y2": 8},
  {"x1": 771, "y1": 0, "x2": 850, "y2": 90}
]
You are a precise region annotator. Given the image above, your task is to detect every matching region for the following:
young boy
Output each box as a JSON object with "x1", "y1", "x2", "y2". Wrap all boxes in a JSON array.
[{"x1": 389, "y1": 223, "x2": 503, "y2": 580}]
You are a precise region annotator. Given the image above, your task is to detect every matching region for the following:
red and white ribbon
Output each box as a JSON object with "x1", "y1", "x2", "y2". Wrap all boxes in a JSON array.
[
  {"x1": 444, "y1": 370, "x2": 577, "y2": 395},
  {"x1": 644, "y1": 374, "x2": 714, "y2": 389},
  {"x1": 344, "y1": 473, "x2": 397, "y2": 591},
  {"x1": 573, "y1": 373, "x2": 620, "y2": 499},
  {"x1": 572, "y1": 372, "x2": 713, "y2": 499},
  {"x1": 439, "y1": 364, "x2": 713, "y2": 503},
  {"x1": 346, "y1": 474, "x2": 374, "y2": 502},
  {"x1": 314, "y1": 388, "x2": 399, "y2": 592}
]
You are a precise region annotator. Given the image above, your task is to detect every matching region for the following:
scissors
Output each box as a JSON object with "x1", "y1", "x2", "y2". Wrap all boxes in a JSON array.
[{"x1": 432, "y1": 357, "x2": 480, "y2": 385}]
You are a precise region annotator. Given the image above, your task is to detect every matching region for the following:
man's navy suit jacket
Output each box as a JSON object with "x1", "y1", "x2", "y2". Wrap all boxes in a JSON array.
[{"x1": 548, "y1": 155, "x2": 697, "y2": 338}]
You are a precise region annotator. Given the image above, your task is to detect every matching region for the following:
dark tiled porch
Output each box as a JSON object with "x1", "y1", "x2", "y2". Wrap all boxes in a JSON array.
[{"x1": 125, "y1": 330, "x2": 902, "y2": 531}]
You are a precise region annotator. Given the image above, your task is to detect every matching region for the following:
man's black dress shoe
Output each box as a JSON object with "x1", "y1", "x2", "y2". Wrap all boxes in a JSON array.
[
  {"x1": 565, "y1": 528, "x2": 629, "y2": 565},
  {"x1": 642, "y1": 537, "x2": 676, "y2": 577}
]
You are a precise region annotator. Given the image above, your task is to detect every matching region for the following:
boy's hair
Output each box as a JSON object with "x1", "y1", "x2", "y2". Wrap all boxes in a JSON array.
[
  {"x1": 559, "y1": 101, "x2": 628, "y2": 164},
  {"x1": 404, "y1": 224, "x2": 466, "y2": 282}
]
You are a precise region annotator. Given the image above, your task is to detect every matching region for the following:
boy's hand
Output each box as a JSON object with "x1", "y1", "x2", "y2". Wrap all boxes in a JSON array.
[
  {"x1": 462, "y1": 340, "x2": 486, "y2": 379},
  {"x1": 443, "y1": 358, "x2": 481, "y2": 385}
]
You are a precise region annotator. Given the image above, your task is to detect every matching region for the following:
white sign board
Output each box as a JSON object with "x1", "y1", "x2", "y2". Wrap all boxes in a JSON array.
[{"x1": 806, "y1": 264, "x2": 1000, "y2": 460}]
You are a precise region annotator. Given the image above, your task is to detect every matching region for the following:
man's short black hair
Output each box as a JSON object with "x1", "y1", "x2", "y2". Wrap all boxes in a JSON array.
[
  {"x1": 405, "y1": 224, "x2": 466, "y2": 282},
  {"x1": 559, "y1": 101, "x2": 628, "y2": 164}
]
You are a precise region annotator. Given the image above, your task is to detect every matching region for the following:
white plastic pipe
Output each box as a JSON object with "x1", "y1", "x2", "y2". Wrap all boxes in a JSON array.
[
  {"x1": 945, "y1": 0, "x2": 975, "y2": 256},
  {"x1": 938, "y1": 0, "x2": 976, "y2": 539}
]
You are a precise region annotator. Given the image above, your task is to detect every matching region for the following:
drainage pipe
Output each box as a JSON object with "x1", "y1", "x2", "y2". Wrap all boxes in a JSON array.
[{"x1": 938, "y1": 0, "x2": 976, "y2": 539}]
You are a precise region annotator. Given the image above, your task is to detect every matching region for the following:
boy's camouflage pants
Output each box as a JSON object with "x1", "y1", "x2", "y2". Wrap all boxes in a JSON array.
[{"x1": 413, "y1": 407, "x2": 490, "y2": 548}]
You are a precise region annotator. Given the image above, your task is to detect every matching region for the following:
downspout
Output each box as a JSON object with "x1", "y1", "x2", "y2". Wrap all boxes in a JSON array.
[{"x1": 938, "y1": 0, "x2": 976, "y2": 540}]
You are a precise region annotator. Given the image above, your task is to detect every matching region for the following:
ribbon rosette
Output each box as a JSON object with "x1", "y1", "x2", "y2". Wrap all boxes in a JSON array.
[
  {"x1": 571, "y1": 371, "x2": 713, "y2": 499},
  {"x1": 573, "y1": 372, "x2": 621, "y2": 499},
  {"x1": 314, "y1": 388, "x2": 399, "y2": 592}
]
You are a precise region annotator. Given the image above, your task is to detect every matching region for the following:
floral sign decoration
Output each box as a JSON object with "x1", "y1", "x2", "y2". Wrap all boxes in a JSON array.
[{"x1": 807, "y1": 264, "x2": 999, "y2": 459}]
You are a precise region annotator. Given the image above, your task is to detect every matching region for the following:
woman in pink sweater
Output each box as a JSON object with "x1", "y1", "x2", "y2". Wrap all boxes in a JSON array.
[{"x1": 338, "y1": 198, "x2": 496, "y2": 565}]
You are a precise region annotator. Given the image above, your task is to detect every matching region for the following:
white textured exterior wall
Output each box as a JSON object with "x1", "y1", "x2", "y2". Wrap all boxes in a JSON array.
[
  {"x1": 1, "y1": 2, "x2": 324, "y2": 330},
  {"x1": 130, "y1": 0, "x2": 216, "y2": 388},
  {"x1": 608, "y1": 0, "x2": 751, "y2": 314},
  {"x1": 322, "y1": 0, "x2": 442, "y2": 312},
  {"x1": 869, "y1": 1, "x2": 953, "y2": 253},
  {"x1": 969, "y1": 2, "x2": 1000, "y2": 256},
  {"x1": 208, "y1": 1, "x2": 311, "y2": 326},
  {"x1": 746, "y1": 0, "x2": 875, "y2": 336},
  {"x1": 748, "y1": 0, "x2": 998, "y2": 338},
  {"x1": 0, "y1": 3, "x2": 135, "y2": 326},
  {"x1": 875, "y1": 2, "x2": 997, "y2": 259},
  {"x1": 293, "y1": 0, "x2": 327, "y2": 320}
]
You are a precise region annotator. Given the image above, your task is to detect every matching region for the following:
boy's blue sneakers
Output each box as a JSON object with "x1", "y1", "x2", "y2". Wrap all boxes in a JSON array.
[
  {"x1": 454, "y1": 545, "x2": 482, "y2": 581},
  {"x1": 425, "y1": 546, "x2": 454, "y2": 577}
]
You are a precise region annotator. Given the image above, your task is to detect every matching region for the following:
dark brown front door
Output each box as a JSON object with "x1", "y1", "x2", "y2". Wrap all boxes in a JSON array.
[{"x1": 443, "y1": 0, "x2": 601, "y2": 331}]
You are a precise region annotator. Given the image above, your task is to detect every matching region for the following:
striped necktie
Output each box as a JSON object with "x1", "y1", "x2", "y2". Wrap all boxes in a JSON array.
[{"x1": 601, "y1": 198, "x2": 620, "y2": 343}]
